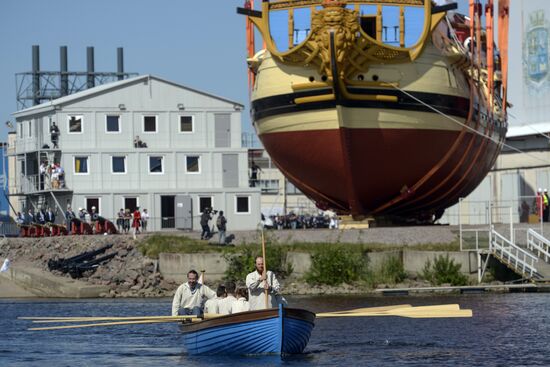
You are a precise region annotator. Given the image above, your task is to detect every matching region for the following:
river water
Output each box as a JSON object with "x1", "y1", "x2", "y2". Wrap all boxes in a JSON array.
[{"x1": 1, "y1": 293, "x2": 549, "y2": 366}]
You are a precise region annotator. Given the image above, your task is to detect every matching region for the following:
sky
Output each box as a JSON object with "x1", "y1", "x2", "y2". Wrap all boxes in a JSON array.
[{"x1": 0, "y1": 0, "x2": 481, "y2": 142}]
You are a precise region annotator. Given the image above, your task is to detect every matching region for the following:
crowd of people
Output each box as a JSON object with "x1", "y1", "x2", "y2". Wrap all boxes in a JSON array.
[
  {"x1": 172, "y1": 256, "x2": 284, "y2": 316},
  {"x1": 62, "y1": 205, "x2": 149, "y2": 236},
  {"x1": 38, "y1": 161, "x2": 65, "y2": 190},
  {"x1": 15, "y1": 207, "x2": 56, "y2": 225},
  {"x1": 263, "y1": 212, "x2": 339, "y2": 230},
  {"x1": 199, "y1": 207, "x2": 227, "y2": 245},
  {"x1": 115, "y1": 207, "x2": 149, "y2": 234}
]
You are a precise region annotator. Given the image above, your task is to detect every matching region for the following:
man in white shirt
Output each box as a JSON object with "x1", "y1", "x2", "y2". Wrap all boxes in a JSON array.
[
  {"x1": 172, "y1": 270, "x2": 216, "y2": 316},
  {"x1": 217, "y1": 281, "x2": 237, "y2": 315},
  {"x1": 204, "y1": 285, "x2": 226, "y2": 314},
  {"x1": 245, "y1": 256, "x2": 282, "y2": 310}
]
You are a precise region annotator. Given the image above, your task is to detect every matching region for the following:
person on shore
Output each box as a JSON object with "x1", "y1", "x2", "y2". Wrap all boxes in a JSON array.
[
  {"x1": 25, "y1": 209, "x2": 35, "y2": 224},
  {"x1": 544, "y1": 189, "x2": 549, "y2": 222},
  {"x1": 172, "y1": 270, "x2": 216, "y2": 316},
  {"x1": 15, "y1": 212, "x2": 24, "y2": 225},
  {"x1": 45, "y1": 207, "x2": 55, "y2": 224},
  {"x1": 65, "y1": 205, "x2": 76, "y2": 234},
  {"x1": 37, "y1": 208, "x2": 46, "y2": 225},
  {"x1": 132, "y1": 206, "x2": 141, "y2": 238},
  {"x1": 218, "y1": 281, "x2": 237, "y2": 315},
  {"x1": 141, "y1": 208, "x2": 149, "y2": 232},
  {"x1": 123, "y1": 209, "x2": 132, "y2": 234},
  {"x1": 245, "y1": 256, "x2": 283, "y2": 310},
  {"x1": 231, "y1": 287, "x2": 251, "y2": 313},
  {"x1": 216, "y1": 211, "x2": 227, "y2": 245},
  {"x1": 90, "y1": 206, "x2": 99, "y2": 232},
  {"x1": 116, "y1": 208, "x2": 124, "y2": 233},
  {"x1": 78, "y1": 208, "x2": 86, "y2": 222},
  {"x1": 204, "y1": 284, "x2": 226, "y2": 315},
  {"x1": 200, "y1": 208, "x2": 212, "y2": 240}
]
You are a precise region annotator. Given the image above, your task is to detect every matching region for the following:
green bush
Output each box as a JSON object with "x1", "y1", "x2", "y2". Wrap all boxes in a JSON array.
[
  {"x1": 223, "y1": 245, "x2": 292, "y2": 282},
  {"x1": 305, "y1": 245, "x2": 368, "y2": 285},
  {"x1": 367, "y1": 256, "x2": 407, "y2": 287},
  {"x1": 422, "y1": 254, "x2": 468, "y2": 286}
]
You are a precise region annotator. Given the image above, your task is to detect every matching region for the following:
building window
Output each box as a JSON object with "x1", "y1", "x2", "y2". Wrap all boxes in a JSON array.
[
  {"x1": 236, "y1": 196, "x2": 250, "y2": 214},
  {"x1": 74, "y1": 156, "x2": 89, "y2": 174},
  {"x1": 180, "y1": 116, "x2": 193, "y2": 133},
  {"x1": 149, "y1": 156, "x2": 163, "y2": 174},
  {"x1": 111, "y1": 156, "x2": 126, "y2": 174},
  {"x1": 199, "y1": 197, "x2": 213, "y2": 214},
  {"x1": 258, "y1": 179, "x2": 280, "y2": 194},
  {"x1": 186, "y1": 156, "x2": 200, "y2": 173},
  {"x1": 143, "y1": 116, "x2": 157, "y2": 133},
  {"x1": 285, "y1": 180, "x2": 302, "y2": 195},
  {"x1": 17, "y1": 123, "x2": 22, "y2": 138},
  {"x1": 106, "y1": 115, "x2": 120, "y2": 133},
  {"x1": 68, "y1": 115, "x2": 83, "y2": 133},
  {"x1": 28, "y1": 121, "x2": 32, "y2": 137}
]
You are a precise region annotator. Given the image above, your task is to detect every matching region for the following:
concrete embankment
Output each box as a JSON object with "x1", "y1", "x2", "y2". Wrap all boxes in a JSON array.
[
  {"x1": 159, "y1": 250, "x2": 478, "y2": 283},
  {"x1": 0, "y1": 262, "x2": 109, "y2": 298}
]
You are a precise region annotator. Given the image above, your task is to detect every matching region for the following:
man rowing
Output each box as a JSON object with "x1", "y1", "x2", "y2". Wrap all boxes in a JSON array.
[
  {"x1": 172, "y1": 270, "x2": 216, "y2": 316},
  {"x1": 245, "y1": 256, "x2": 284, "y2": 310}
]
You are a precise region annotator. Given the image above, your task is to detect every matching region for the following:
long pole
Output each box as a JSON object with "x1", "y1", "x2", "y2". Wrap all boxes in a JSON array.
[{"x1": 261, "y1": 229, "x2": 268, "y2": 309}]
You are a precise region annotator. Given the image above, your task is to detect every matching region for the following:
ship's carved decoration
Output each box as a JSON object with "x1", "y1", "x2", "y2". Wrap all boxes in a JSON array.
[
  {"x1": 305, "y1": 0, "x2": 359, "y2": 78},
  {"x1": 255, "y1": 0, "x2": 430, "y2": 86}
]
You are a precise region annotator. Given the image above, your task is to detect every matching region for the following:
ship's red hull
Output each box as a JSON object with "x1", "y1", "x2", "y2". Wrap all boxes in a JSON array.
[{"x1": 260, "y1": 125, "x2": 502, "y2": 218}]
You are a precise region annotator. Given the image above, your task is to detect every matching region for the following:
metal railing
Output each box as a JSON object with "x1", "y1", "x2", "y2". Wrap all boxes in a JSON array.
[
  {"x1": 527, "y1": 229, "x2": 550, "y2": 263},
  {"x1": 491, "y1": 228, "x2": 539, "y2": 279}
]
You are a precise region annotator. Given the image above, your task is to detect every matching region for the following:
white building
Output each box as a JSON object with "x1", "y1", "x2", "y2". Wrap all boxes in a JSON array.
[{"x1": 9, "y1": 75, "x2": 261, "y2": 231}]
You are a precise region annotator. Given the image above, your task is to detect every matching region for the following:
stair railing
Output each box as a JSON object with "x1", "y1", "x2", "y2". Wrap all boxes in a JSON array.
[
  {"x1": 527, "y1": 229, "x2": 550, "y2": 263},
  {"x1": 491, "y1": 228, "x2": 539, "y2": 278}
]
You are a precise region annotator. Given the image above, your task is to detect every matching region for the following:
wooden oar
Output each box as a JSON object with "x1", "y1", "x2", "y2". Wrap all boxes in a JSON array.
[
  {"x1": 317, "y1": 309, "x2": 473, "y2": 318},
  {"x1": 19, "y1": 315, "x2": 197, "y2": 321},
  {"x1": 330, "y1": 304, "x2": 413, "y2": 314},
  {"x1": 28, "y1": 318, "x2": 202, "y2": 331},
  {"x1": 324, "y1": 304, "x2": 460, "y2": 315},
  {"x1": 317, "y1": 305, "x2": 472, "y2": 319},
  {"x1": 261, "y1": 228, "x2": 268, "y2": 309}
]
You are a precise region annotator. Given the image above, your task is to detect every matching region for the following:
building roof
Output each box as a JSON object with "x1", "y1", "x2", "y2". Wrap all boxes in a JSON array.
[
  {"x1": 506, "y1": 122, "x2": 550, "y2": 138},
  {"x1": 12, "y1": 74, "x2": 244, "y2": 118}
]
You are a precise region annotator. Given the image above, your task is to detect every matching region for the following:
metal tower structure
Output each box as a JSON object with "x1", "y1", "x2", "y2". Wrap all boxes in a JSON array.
[{"x1": 15, "y1": 45, "x2": 138, "y2": 110}]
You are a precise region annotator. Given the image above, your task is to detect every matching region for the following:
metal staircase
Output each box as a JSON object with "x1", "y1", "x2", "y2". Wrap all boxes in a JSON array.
[
  {"x1": 488, "y1": 227, "x2": 550, "y2": 282},
  {"x1": 490, "y1": 228, "x2": 540, "y2": 280},
  {"x1": 526, "y1": 229, "x2": 550, "y2": 281}
]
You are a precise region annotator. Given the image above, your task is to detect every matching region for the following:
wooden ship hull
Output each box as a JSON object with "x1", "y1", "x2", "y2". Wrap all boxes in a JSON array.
[
  {"x1": 241, "y1": 0, "x2": 510, "y2": 223},
  {"x1": 180, "y1": 307, "x2": 316, "y2": 355}
]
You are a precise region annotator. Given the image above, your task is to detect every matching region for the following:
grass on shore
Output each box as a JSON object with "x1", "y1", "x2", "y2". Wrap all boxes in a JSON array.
[{"x1": 137, "y1": 233, "x2": 461, "y2": 259}]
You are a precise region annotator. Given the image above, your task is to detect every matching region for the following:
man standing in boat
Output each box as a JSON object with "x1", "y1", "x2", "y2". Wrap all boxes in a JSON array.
[
  {"x1": 246, "y1": 256, "x2": 283, "y2": 310},
  {"x1": 172, "y1": 270, "x2": 216, "y2": 316}
]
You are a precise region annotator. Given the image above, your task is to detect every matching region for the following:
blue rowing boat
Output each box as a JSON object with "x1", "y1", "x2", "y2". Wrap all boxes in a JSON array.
[{"x1": 181, "y1": 305, "x2": 316, "y2": 355}]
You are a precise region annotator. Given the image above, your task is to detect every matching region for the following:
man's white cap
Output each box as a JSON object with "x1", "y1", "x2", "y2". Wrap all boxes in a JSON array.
[
  {"x1": 78, "y1": 207, "x2": 83, "y2": 211},
  {"x1": 538, "y1": 188, "x2": 542, "y2": 192},
  {"x1": 545, "y1": 189, "x2": 548, "y2": 193},
  {"x1": 92, "y1": 206, "x2": 96, "y2": 210}
]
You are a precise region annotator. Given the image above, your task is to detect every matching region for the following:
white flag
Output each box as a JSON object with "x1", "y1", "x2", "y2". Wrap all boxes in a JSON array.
[{"x1": 0, "y1": 258, "x2": 10, "y2": 272}]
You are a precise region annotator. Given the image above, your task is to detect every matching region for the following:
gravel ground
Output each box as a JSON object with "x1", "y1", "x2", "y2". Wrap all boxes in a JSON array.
[{"x1": 183, "y1": 226, "x2": 459, "y2": 245}]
